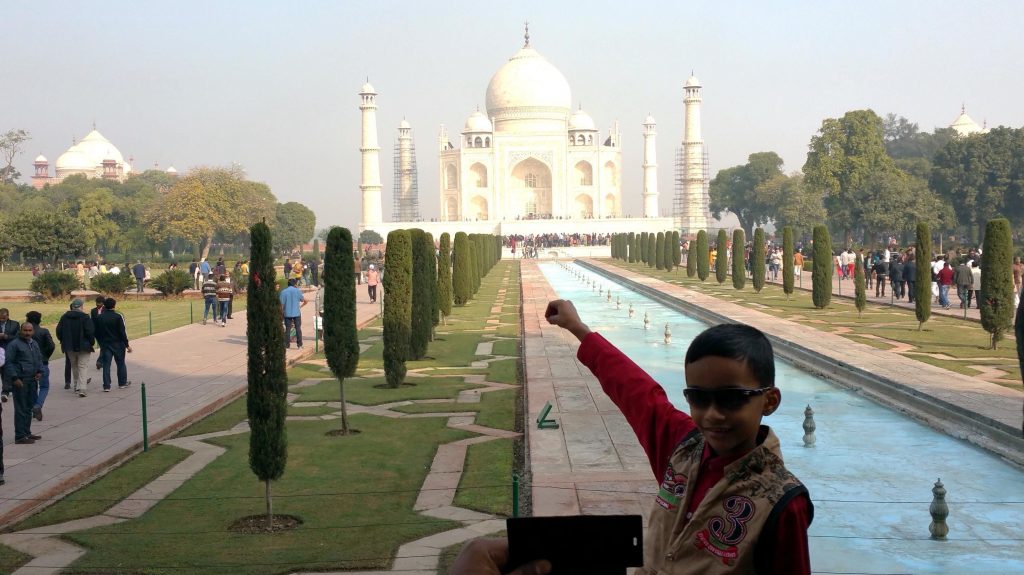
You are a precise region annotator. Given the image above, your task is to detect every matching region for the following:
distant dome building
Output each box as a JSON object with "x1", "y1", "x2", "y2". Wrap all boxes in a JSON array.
[
  {"x1": 949, "y1": 105, "x2": 988, "y2": 137},
  {"x1": 33, "y1": 128, "x2": 133, "y2": 189}
]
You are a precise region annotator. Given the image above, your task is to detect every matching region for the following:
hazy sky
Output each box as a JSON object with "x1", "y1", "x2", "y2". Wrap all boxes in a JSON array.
[{"x1": 7, "y1": 0, "x2": 1023, "y2": 232}]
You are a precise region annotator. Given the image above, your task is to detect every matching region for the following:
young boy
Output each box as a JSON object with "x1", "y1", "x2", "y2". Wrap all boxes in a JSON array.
[{"x1": 544, "y1": 299, "x2": 813, "y2": 574}]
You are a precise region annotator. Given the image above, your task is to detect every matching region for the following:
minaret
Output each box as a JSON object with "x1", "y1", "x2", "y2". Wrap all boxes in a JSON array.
[
  {"x1": 677, "y1": 74, "x2": 709, "y2": 232},
  {"x1": 393, "y1": 119, "x2": 420, "y2": 221},
  {"x1": 642, "y1": 114, "x2": 658, "y2": 218},
  {"x1": 359, "y1": 81, "x2": 384, "y2": 225}
]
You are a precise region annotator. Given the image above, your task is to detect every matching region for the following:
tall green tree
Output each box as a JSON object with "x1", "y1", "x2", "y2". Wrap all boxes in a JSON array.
[
  {"x1": 915, "y1": 222, "x2": 932, "y2": 330},
  {"x1": 732, "y1": 229, "x2": 746, "y2": 290},
  {"x1": 981, "y1": 218, "x2": 1014, "y2": 349},
  {"x1": 628, "y1": 232, "x2": 636, "y2": 263},
  {"x1": 640, "y1": 232, "x2": 649, "y2": 263},
  {"x1": 757, "y1": 173, "x2": 826, "y2": 240},
  {"x1": 671, "y1": 231, "x2": 682, "y2": 269},
  {"x1": 452, "y1": 232, "x2": 472, "y2": 305},
  {"x1": 854, "y1": 253, "x2": 867, "y2": 317},
  {"x1": 752, "y1": 229, "x2": 766, "y2": 293},
  {"x1": 324, "y1": 227, "x2": 359, "y2": 435},
  {"x1": 812, "y1": 225, "x2": 833, "y2": 308},
  {"x1": 803, "y1": 109, "x2": 897, "y2": 246},
  {"x1": 383, "y1": 230, "x2": 412, "y2": 388},
  {"x1": 782, "y1": 226, "x2": 795, "y2": 299},
  {"x1": 709, "y1": 152, "x2": 785, "y2": 238},
  {"x1": 715, "y1": 229, "x2": 729, "y2": 284},
  {"x1": 0, "y1": 129, "x2": 30, "y2": 184},
  {"x1": 655, "y1": 232, "x2": 665, "y2": 270},
  {"x1": 646, "y1": 234, "x2": 656, "y2": 268},
  {"x1": 409, "y1": 229, "x2": 433, "y2": 360},
  {"x1": 662, "y1": 232, "x2": 674, "y2": 272},
  {"x1": 272, "y1": 201, "x2": 317, "y2": 254},
  {"x1": 696, "y1": 231, "x2": 709, "y2": 281},
  {"x1": 469, "y1": 241, "x2": 480, "y2": 294},
  {"x1": 8, "y1": 209, "x2": 88, "y2": 263},
  {"x1": 686, "y1": 239, "x2": 697, "y2": 278},
  {"x1": 428, "y1": 232, "x2": 439, "y2": 338},
  {"x1": 246, "y1": 222, "x2": 288, "y2": 528},
  {"x1": 437, "y1": 233, "x2": 453, "y2": 324}
]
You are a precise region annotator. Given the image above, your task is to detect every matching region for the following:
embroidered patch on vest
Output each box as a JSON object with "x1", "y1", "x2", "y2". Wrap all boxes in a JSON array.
[
  {"x1": 694, "y1": 495, "x2": 756, "y2": 565},
  {"x1": 655, "y1": 465, "x2": 688, "y2": 510}
]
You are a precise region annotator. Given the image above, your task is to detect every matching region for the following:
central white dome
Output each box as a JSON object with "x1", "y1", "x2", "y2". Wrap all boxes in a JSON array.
[{"x1": 485, "y1": 47, "x2": 572, "y2": 116}]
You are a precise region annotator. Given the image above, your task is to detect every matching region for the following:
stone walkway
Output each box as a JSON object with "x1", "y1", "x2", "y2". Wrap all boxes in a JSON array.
[
  {"x1": 520, "y1": 260, "x2": 657, "y2": 522},
  {"x1": 0, "y1": 292, "x2": 377, "y2": 529},
  {"x1": 0, "y1": 268, "x2": 521, "y2": 575}
]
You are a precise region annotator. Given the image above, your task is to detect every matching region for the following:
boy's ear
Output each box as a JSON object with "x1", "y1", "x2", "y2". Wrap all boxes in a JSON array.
[{"x1": 763, "y1": 388, "x2": 781, "y2": 416}]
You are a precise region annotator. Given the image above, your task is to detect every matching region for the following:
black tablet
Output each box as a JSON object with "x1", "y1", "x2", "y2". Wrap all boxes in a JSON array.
[{"x1": 507, "y1": 515, "x2": 644, "y2": 575}]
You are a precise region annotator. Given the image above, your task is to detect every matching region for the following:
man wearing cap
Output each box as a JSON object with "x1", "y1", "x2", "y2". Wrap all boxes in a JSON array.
[
  {"x1": 94, "y1": 298, "x2": 132, "y2": 391},
  {"x1": 366, "y1": 264, "x2": 380, "y2": 303},
  {"x1": 5, "y1": 322, "x2": 43, "y2": 443},
  {"x1": 57, "y1": 299, "x2": 96, "y2": 397}
]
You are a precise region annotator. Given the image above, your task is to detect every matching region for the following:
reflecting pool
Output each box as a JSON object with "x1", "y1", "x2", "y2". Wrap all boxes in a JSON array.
[{"x1": 540, "y1": 262, "x2": 1024, "y2": 575}]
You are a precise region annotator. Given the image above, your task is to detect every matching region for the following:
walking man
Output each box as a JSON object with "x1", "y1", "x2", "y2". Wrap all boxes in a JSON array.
[
  {"x1": 94, "y1": 298, "x2": 132, "y2": 391},
  {"x1": 25, "y1": 312, "x2": 54, "y2": 420},
  {"x1": 90, "y1": 295, "x2": 106, "y2": 370},
  {"x1": 872, "y1": 255, "x2": 888, "y2": 298},
  {"x1": 954, "y1": 259, "x2": 973, "y2": 309},
  {"x1": 132, "y1": 260, "x2": 146, "y2": 293},
  {"x1": 905, "y1": 256, "x2": 917, "y2": 304},
  {"x1": 201, "y1": 274, "x2": 218, "y2": 325},
  {"x1": 0, "y1": 309, "x2": 21, "y2": 403},
  {"x1": 199, "y1": 258, "x2": 211, "y2": 283},
  {"x1": 215, "y1": 275, "x2": 233, "y2": 327},
  {"x1": 5, "y1": 323, "x2": 43, "y2": 444},
  {"x1": 937, "y1": 261, "x2": 954, "y2": 310},
  {"x1": 366, "y1": 264, "x2": 380, "y2": 303},
  {"x1": 57, "y1": 299, "x2": 95, "y2": 397},
  {"x1": 279, "y1": 279, "x2": 307, "y2": 349}
]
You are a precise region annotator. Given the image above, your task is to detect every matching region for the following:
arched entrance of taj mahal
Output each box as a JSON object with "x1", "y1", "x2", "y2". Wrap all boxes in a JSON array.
[{"x1": 510, "y1": 158, "x2": 552, "y2": 219}]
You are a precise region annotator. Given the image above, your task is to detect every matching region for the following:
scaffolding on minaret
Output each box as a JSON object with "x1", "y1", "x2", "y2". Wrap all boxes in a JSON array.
[
  {"x1": 392, "y1": 137, "x2": 421, "y2": 221},
  {"x1": 673, "y1": 145, "x2": 710, "y2": 235}
]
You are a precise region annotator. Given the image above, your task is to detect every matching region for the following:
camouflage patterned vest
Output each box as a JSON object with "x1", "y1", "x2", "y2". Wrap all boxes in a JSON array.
[{"x1": 640, "y1": 426, "x2": 810, "y2": 574}]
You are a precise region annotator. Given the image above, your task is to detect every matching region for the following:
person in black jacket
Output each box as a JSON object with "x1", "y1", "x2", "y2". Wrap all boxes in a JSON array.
[
  {"x1": 4, "y1": 323, "x2": 43, "y2": 444},
  {"x1": 57, "y1": 298, "x2": 96, "y2": 397},
  {"x1": 904, "y1": 257, "x2": 918, "y2": 304},
  {"x1": 94, "y1": 298, "x2": 132, "y2": 391},
  {"x1": 872, "y1": 256, "x2": 889, "y2": 298},
  {"x1": 0, "y1": 308, "x2": 20, "y2": 403},
  {"x1": 25, "y1": 311, "x2": 54, "y2": 420},
  {"x1": 889, "y1": 257, "x2": 905, "y2": 300}
]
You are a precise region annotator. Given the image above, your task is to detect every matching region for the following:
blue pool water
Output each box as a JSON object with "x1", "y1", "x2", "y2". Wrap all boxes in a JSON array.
[{"x1": 540, "y1": 262, "x2": 1024, "y2": 575}]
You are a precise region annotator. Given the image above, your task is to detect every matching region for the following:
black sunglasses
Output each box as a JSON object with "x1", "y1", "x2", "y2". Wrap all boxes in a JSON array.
[{"x1": 682, "y1": 387, "x2": 773, "y2": 411}]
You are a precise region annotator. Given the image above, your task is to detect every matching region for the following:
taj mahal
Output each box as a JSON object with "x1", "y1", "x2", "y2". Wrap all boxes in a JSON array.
[{"x1": 359, "y1": 29, "x2": 709, "y2": 240}]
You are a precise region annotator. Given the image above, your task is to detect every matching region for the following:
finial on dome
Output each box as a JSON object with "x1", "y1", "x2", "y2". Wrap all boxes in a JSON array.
[
  {"x1": 524, "y1": 21, "x2": 530, "y2": 47},
  {"x1": 92, "y1": 120, "x2": 96, "y2": 130},
  {"x1": 961, "y1": 102, "x2": 966, "y2": 114}
]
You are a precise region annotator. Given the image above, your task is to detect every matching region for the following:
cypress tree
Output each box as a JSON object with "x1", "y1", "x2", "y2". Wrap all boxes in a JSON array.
[
  {"x1": 437, "y1": 232, "x2": 453, "y2": 324},
  {"x1": 246, "y1": 222, "x2": 288, "y2": 528},
  {"x1": 715, "y1": 229, "x2": 729, "y2": 284},
  {"x1": 469, "y1": 241, "x2": 479, "y2": 294},
  {"x1": 686, "y1": 239, "x2": 697, "y2": 278},
  {"x1": 981, "y1": 218, "x2": 1014, "y2": 349},
  {"x1": 640, "y1": 232, "x2": 649, "y2": 263},
  {"x1": 628, "y1": 232, "x2": 636, "y2": 263},
  {"x1": 647, "y1": 233, "x2": 656, "y2": 268},
  {"x1": 632, "y1": 233, "x2": 640, "y2": 264},
  {"x1": 409, "y1": 229, "x2": 432, "y2": 360},
  {"x1": 656, "y1": 232, "x2": 665, "y2": 270},
  {"x1": 427, "y1": 232, "x2": 439, "y2": 338},
  {"x1": 732, "y1": 229, "x2": 746, "y2": 290},
  {"x1": 782, "y1": 226, "x2": 795, "y2": 299},
  {"x1": 915, "y1": 222, "x2": 932, "y2": 330},
  {"x1": 383, "y1": 230, "x2": 412, "y2": 388},
  {"x1": 671, "y1": 231, "x2": 681, "y2": 269},
  {"x1": 453, "y1": 232, "x2": 472, "y2": 305},
  {"x1": 324, "y1": 227, "x2": 359, "y2": 435},
  {"x1": 663, "y1": 231, "x2": 674, "y2": 272},
  {"x1": 752, "y1": 228, "x2": 766, "y2": 293},
  {"x1": 854, "y1": 252, "x2": 866, "y2": 317},
  {"x1": 812, "y1": 225, "x2": 833, "y2": 309},
  {"x1": 696, "y1": 230, "x2": 709, "y2": 281}
]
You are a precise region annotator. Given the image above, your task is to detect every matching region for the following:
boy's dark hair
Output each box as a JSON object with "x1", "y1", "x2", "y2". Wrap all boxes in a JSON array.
[
  {"x1": 104, "y1": 298, "x2": 117, "y2": 310},
  {"x1": 684, "y1": 323, "x2": 776, "y2": 387},
  {"x1": 95, "y1": 295, "x2": 106, "y2": 305},
  {"x1": 26, "y1": 311, "x2": 42, "y2": 324}
]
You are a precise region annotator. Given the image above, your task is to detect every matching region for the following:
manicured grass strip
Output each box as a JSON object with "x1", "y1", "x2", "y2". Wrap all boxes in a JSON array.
[
  {"x1": 288, "y1": 405, "x2": 339, "y2": 417},
  {"x1": 474, "y1": 389, "x2": 517, "y2": 432},
  {"x1": 454, "y1": 439, "x2": 514, "y2": 516},
  {"x1": 486, "y1": 359, "x2": 517, "y2": 385},
  {"x1": 293, "y1": 376, "x2": 480, "y2": 405},
  {"x1": 491, "y1": 339, "x2": 518, "y2": 357},
  {"x1": 67, "y1": 415, "x2": 473, "y2": 575},
  {"x1": 0, "y1": 542, "x2": 31, "y2": 573},
  {"x1": 177, "y1": 394, "x2": 249, "y2": 437},
  {"x1": 10, "y1": 444, "x2": 191, "y2": 531}
]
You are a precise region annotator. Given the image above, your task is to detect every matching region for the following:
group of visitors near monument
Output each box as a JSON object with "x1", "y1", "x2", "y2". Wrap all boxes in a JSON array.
[{"x1": 0, "y1": 297, "x2": 132, "y2": 484}]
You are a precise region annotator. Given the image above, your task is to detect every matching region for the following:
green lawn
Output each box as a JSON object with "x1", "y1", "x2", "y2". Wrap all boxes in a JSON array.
[
  {"x1": 0, "y1": 542, "x2": 31, "y2": 573},
  {"x1": 606, "y1": 260, "x2": 1023, "y2": 388},
  {"x1": 454, "y1": 438, "x2": 514, "y2": 516},
  {"x1": 0, "y1": 271, "x2": 34, "y2": 291},
  {"x1": 176, "y1": 394, "x2": 249, "y2": 437},
  {"x1": 292, "y1": 375, "x2": 481, "y2": 405}
]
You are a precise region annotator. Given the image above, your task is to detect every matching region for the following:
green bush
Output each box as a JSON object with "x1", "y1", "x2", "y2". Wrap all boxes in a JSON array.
[
  {"x1": 915, "y1": 222, "x2": 932, "y2": 330},
  {"x1": 686, "y1": 239, "x2": 697, "y2": 278},
  {"x1": 715, "y1": 229, "x2": 729, "y2": 284},
  {"x1": 30, "y1": 271, "x2": 81, "y2": 300},
  {"x1": 453, "y1": 232, "x2": 472, "y2": 305},
  {"x1": 671, "y1": 231, "x2": 681, "y2": 268},
  {"x1": 782, "y1": 226, "x2": 795, "y2": 298},
  {"x1": 628, "y1": 232, "x2": 636, "y2": 263},
  {"x1": 437, "y1": 233, "x2": 453, "y2": 320},
  {"x1": 469, "y1": 241, "x2": 480, "y2": 294},
  {"x1": 640, "y1": 232, "x2": 649, "y2": 264},
  {"x1": 646, "y1": 233, "x2": 656, "y2": 268},
  {"x1": 90, "y1": 272, "x2": 135, "y2": 296},
  {"x1": 732, "y1": 229, "x2": 745, "y2": 290},
  {"x1": 323, "y1": 227, "x2": 358, "y2": 434},
  {"x1": 409, "y1": 229, "x2": 433, "y2": 360},
  {"x1": 662, "y1": 231, "x2": 674, "y2": 272},
  {"x1": 696, "y1": 230, "x2": 709, "y2": 281},
  {"x1": 149, "y1": 270, "x2": 193, "y2": 297},
  {"x1": 854, "y1": 253, "x2": 866, "y2": 316},
  {"x1": 655, "y1": 232, "x2": 665, "y2": 270},
  {"x1": 803, "y1": 260, "x2": 814, "y2": 272},
  {"x1": 981, "y1": 218, "x2": 1014, "y2": 349},
  {"x1": 812, "y1": 225, "x2": 833, "y2": 309},
  {"x1": 383, "y1": 230, "x2": 412, "y2": 388},
  {"x1": 752, "y1": 229, "x2": 766, "y2": 293}
]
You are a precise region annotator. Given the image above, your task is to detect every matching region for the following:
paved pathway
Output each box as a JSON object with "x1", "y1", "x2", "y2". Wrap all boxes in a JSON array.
[
  {"x1": 520, "y1": 260, "x2": 657, "y2": 522},
  {"x1": 0, "y1": 291, "x2": 379, "y2": 529}
]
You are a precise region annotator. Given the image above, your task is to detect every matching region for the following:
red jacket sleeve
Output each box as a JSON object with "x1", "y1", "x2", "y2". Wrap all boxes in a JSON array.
[
  {"x1": 576, "y1": 332, "x2": 697, "y2": 478},
  {"x1": 756, "y1": 494, "x2": 813, "y2": 575}
]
